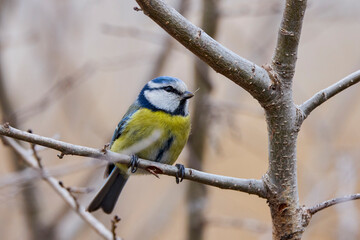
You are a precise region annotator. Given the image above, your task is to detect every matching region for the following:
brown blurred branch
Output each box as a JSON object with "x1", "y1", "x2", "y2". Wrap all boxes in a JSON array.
[
  {"x1": 186, "y1": 0, "x2": 218, "y2": 239},
  {"x1": 299, "y1": 70, "x2": 360, "y2": 119},
  {"x1": 0, "y1": 13, "x2": 44, "y2": 237},
  {"x1": 2, "y1": 136, "x2": 121, "y2": 240},
  {"x1": 0, "y1": 124, "x2": 266, "y2": 197},
  {"x1": 308, "y1": 193, "x2": 360, "y2": 216},
  {"x1": 147, "y1": 33, "x2": 175, "y2": 79},
  {"x1": 10, "y1": 63, "x2": 96, "y2": 123},
  {"x1": 148, "y1": 0, "x2": 189, "y2": 79}
]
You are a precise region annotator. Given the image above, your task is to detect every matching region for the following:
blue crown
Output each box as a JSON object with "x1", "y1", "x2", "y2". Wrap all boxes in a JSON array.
[{"x1": 151, "y1": 76, "x2": 181, "y2": 84}]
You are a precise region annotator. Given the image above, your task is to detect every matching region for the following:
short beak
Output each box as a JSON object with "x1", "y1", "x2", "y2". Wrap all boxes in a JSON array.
[{"x1": 182, "y1": 91, "x2": 194, "y2": 99}]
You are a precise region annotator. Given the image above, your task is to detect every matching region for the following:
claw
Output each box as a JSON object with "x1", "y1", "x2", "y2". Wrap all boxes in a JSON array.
[
  {"x1": 175, "y1": 164, "x2": 185, "y2": 184},
  {"x1": 129, "y1": 155, "x2": 139, "y2": 173}
]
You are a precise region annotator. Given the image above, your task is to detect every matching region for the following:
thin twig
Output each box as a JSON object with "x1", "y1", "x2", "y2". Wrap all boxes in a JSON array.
[
  {"x1": 28, "y1": 129, "x2": 43, "y2": 169},
  {"x1": 299, "y1": 70, "x2": 360, "y2": 119},
  {"x1": 0, "y1": 124, "x2": 267, "y2": 198},
  {"x1": 135, "y1": 0, "x2": 273, "y2": 103},
  {"x1": 2, "y1": 136, "x2": 121, "y2": 240},
  {"x1": 51, "y1": 172, "x2": 102, "y2": 240},
  {"x1": 111, "y1": 215, "x2": 121, "y2": 240},
  {"x1": 59, "y1": 181, "x2": 80, "y2": 210},
  {"x1": 308, "y1": 193, "x2": 360, "y2": 215},
  {"x1": 0, "y1": 161, "x2": 103, "y2": 189},
  {"x1": 60, "y1": 184, "x2": 94, "y2": 194}
]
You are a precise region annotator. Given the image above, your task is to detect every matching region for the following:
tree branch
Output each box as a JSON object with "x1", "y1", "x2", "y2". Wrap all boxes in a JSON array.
[
  {"x1": 308, "y1": 193, "x2": 360, "y2": 215},
  {"x1": 299, "y1": 70, "x2": 360, "y2": 119},
  {"x1": 135, "y1": 0, "x2": 274, "y2": 103},
  {"x1": 2, "y1": 136, "x2": 120, "y2": 240},
  {"x1": 0, "y1": 124, "x2": 267, "y2": 198},
  {"x1": 186, "y1": 1, "x2": 218, "y2": 239},
  {"x1": 272, "y1": 0, "x2": 307, "y2": 81},
  {"x1": 0, "y1": 159, "x2": 104, "y2": 189},
  {"x1": 264, "y1": 1, "x2": 308, "y2": 239}
]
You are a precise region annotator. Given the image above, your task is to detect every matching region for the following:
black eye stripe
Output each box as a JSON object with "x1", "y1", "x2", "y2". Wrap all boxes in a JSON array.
[{"x1": 161, "y1": 86, "x2": 182, "y2": 95}]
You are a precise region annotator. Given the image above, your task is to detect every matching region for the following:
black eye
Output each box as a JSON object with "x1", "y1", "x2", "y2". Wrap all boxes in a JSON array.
[{"x1": 164, "y1": 86, "x2": 175, "y2": 92}]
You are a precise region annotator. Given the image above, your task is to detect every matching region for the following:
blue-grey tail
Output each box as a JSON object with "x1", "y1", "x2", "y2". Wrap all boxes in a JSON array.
[{"x1": 87, "y1": 167, "x2": 128, "y2": 214}]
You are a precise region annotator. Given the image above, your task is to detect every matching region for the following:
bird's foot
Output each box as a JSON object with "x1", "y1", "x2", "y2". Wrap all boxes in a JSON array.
[
  {"x1": 129, "y1": 155, "x2": 139, "y2": 173},
  {"x1": 175, "y1": 164, "x2": 185, "y2": 184}
]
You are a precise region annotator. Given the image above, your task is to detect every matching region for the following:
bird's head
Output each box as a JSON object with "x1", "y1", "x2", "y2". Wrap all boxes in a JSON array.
[{"x1": 138, "y1": 76, "x2": 194, "y2": 116}]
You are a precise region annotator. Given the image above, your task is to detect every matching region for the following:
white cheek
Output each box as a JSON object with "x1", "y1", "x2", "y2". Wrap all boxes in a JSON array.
[
  {"x1": 145, "y1": 90, "x2": 180, "y2": 112},
  {"x1": 147, "y1": 82, "x2": 163, "y2": 89}
]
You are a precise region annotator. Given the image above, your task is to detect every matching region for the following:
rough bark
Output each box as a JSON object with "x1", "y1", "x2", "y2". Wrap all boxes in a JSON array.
[
  {"x1": 264, "y1": 96, "x2": 304, "y2": 239},
  {"x1": 264, "y1": 0, "x2": 308, "y2": 238}
]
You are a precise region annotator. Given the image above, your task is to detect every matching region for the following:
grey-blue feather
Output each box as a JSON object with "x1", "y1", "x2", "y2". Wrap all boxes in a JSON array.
[
  {"x1": 110, "y1": 102, "x2": 141, "y2": 146},
  {"x1": 87, "y1": 103, "x2": 141, "y2": 213}
]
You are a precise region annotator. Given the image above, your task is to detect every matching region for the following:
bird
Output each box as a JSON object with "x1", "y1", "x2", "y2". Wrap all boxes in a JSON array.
[{"x1": 87, "y1": 76, "x2": 194, "y2": 214}]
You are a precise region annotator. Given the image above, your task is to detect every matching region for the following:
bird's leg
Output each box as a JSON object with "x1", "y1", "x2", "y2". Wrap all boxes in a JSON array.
[
  {"x1": 175, "y1": 164, "x2": 185, "y2": 184},
  {"x1": 129, "y1": 155, "x2": 139, "y2": 173}
]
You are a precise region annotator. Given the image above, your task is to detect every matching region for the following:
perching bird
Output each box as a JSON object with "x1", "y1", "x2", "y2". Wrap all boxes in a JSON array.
[{"x1": 87, "y1": 76, "x2": 193, "y2": 214}]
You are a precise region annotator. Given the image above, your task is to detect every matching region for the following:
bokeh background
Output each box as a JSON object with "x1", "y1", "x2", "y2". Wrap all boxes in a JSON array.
[{"x1": 1, "y1": 0, "x2": 360, "y2": 239}]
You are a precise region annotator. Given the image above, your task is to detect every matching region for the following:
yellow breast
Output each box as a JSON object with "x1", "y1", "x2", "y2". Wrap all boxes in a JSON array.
[{"x1": 111, "y1": 108, "x2": 191, "y2": 170}]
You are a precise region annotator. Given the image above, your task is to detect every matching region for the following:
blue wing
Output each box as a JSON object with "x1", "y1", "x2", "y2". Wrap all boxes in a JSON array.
[
  {"x1": 88, "y1": 102, "x2": 141, "y2": 213},
  {"x1": 105, "y1": 101, "x2": 141, "y2": 177},
  {"x1": 110, "y1": 101, "x2": 141, "y2": 146}
]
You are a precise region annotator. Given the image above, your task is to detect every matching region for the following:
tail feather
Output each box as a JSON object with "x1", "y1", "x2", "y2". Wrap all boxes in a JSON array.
[{"x1": 87, "y1": 167, "x2": 128, "y2": 214}]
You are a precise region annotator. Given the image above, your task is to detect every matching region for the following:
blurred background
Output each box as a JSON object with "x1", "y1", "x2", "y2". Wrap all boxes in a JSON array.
[{"x1": 0, "y1": 0, "x2": 360, "y2": 239}]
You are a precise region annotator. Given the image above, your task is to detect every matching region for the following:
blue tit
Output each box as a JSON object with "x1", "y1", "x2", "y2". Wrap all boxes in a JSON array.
[{"x1": 87, "y1": 76, "x2": 194, "y2": 214}]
